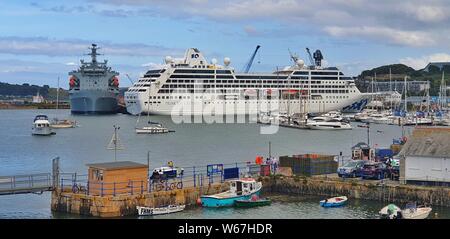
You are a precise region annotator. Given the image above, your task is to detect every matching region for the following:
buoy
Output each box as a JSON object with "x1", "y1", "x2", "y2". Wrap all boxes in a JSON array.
[{"x1": 196, "y1": 198, "x2": 202, "y2": 206}]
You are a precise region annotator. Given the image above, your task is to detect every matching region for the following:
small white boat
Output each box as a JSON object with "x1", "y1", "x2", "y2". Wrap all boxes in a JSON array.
[
  {"x1": 320, "y1": 196, "x2": 348, "y2": 207},
  {"x1": 137, "y1": 204, "x2": 185, "y2": 216},
  {"x1": 307, "y1": 117, "x2": 352, "y2": 130},
  {"x1": 379, "y1": 203, "x2": 432, "y2": 219},
  {"x1": 379, "y1": 204, "x2": 402, "y2": 219},
  {"x1": 135, "y1": 124, "x2": 170, "y2": 134},
  {"x1": 50, "y1": 118, "x2": 77, "y2": 128},
  {"x1": 32, "y1": 115, "x2": 55, "y2": 136},
  {"x1": 402, "y1": 204, "x2": 432, "y2": 219}
]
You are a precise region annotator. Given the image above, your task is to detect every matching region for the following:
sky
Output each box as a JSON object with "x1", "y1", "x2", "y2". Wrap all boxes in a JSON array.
[{"x1": 1, "y1": 0, "x2": 450, "y2": 88}]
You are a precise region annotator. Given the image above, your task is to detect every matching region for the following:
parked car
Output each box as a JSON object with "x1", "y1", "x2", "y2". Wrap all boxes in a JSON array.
[
  {"x1": 361, "y1": 162, "x2": 390, "y2": 180},
  {"x1": 337, "y1": 160, "x2": 366, "y2": 178}
]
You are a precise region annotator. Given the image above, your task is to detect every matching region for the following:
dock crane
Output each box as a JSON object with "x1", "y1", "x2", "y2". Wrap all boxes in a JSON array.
[
  {"x1": 305, "y1": 48, "x2": 324, "y2": 68},
  {"x1": 242, "y1": 45, "x2": 261, "y2": 73},
  {"x1": 125, "y1": 73, "x2": 135, "y2": 85},
  {"x1": 305, "y1": 48, "x2": 315, "y2": 67}
]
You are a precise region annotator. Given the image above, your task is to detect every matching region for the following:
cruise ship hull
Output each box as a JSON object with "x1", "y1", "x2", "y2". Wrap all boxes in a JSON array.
[
  {"x1": 126, "y1": 94, "x2": 367, "y2": 116},
  {"x1": 70, "y1": 90, "x2": 118, "y2": 114}
]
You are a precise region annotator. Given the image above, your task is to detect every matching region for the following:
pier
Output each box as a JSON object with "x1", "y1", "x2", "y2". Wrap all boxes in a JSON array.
[{"x1": 0, "y1": 173, "x2": 52, "y2": 195}]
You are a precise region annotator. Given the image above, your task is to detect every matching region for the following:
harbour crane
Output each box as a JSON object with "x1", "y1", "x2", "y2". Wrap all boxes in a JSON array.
[
  {"x1": 305, "y1": 48, "x2": 315, "y2": 67},
  {"x1": 125, "y1": 74, "x2": 134, "y2": 85},
  {"x1": 242, "y1": 45, "x2": 261, "y2": 73}
]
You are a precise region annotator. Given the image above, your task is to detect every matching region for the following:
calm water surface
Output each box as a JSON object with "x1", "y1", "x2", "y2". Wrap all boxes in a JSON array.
[{"x1": 0, "y1": 109, "x2": 448, "y2": 219}]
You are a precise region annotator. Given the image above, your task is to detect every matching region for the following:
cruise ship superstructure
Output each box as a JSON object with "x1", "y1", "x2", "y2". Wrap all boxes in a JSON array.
[
  {"x1": 69, "y1": 44, "x2": 120, "y2": 114},
  {"x1": 125, "y1": 48, "x2": 369, "y2": 116}
]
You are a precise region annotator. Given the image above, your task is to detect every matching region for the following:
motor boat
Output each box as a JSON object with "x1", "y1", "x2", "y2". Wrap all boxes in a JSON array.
[
  {"x1": 402, "y1": 203, "x2": 432, "y2": 219},
  {"x1": 307, "y1": 117, "x2": 352, "y2": 130},
  {"x1": 32, "y1": 115, "x2": 55, "y2": 136},
  {"x1": 136, "y1": 123, "x2": 170, "y2": 134},
  {"x1": 379, "y1": 203, "x2": 432, "y2": 219}
]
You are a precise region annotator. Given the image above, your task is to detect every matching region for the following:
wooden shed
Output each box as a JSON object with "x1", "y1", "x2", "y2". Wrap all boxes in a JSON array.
[{"x1": 86, "y1": 161, "x2": 148, "y2": 196}]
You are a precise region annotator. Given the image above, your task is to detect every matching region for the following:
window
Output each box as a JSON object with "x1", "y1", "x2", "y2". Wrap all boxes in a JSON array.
[{"x1": 93, "y1": 169, "x2": 104, "y2": 181}]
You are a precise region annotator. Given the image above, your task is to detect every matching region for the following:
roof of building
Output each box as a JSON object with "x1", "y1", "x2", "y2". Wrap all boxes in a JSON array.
[
  {"x1": 399, "y1": 127, "x2": 450, "y2": 158},
  {"x1": 86, "y1": 161, "x2": 148, "y2": 170}
]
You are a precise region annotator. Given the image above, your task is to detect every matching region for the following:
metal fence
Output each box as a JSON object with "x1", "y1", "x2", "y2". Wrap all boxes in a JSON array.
[
  {"x1": 0, "y1": 173, "x2": 52, "y2": 195},
  {"x1": 59, "y1": 161, "x2": 260, "y2": 196}
]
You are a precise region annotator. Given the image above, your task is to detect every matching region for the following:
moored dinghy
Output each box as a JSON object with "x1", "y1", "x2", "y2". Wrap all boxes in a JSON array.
[
  {"x1": 137, "y1": 204, "x2": 185, "y2": 216},
  {"x1": 320, "y1": 196, "x2": 348, "y2": 207}
]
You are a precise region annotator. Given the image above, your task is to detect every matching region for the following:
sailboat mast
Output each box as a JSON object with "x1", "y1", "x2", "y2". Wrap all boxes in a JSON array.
[
  {"x1": 404, "y1": 76, "x2": 407, "y2": 113},
  {"x1": 389, "y1": 68, "x2": 392, "y2": 109},
  {"x1": 56, "y1": 76, "x2": 60, "y2": 112}
]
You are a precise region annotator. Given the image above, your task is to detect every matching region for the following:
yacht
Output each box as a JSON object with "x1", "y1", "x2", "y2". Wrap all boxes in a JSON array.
[
  {"x1": 32, "y1": 115, "x2": 55, "y2": 136},
  {"x1": 125, "y1": 48, "x2": 370, "y2": 116},
  {"x1": 306, "y1": 116, "x2": 352, "y2": 130}
]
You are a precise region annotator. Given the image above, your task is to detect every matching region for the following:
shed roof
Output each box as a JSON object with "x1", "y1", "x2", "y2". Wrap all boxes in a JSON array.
[
  {"x1": 86, "y1": 161, "x2": 148, "y2": 170},
  {"x1": 399, "y1": 127, "x2": 450, "y2": 158}
]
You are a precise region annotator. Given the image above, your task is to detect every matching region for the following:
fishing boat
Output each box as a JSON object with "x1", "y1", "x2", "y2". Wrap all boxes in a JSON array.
[
  {"x1": 320, "y1": 196, "x2": 348, "y2": 207},
  {"x1": 32, "y1": 115, "x2": 55, "y2": 136},
  {"x1": 136, "y1": 204, "x2": 185, "y2": 216},
  {"x1": 200, "y1": 178, "x2": 262, "y2": 207},
  {"x1": 234, "y1": 196, "x2": 271, "y2": 208}
]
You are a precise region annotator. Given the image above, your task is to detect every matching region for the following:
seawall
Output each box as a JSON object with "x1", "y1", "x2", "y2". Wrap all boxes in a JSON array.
[
  {"x1": 261, "y1": 176, "x2": 450, "y2": 207},
  {"x1": 51, "y1": 182, "x2": 229, "y2": 217}
]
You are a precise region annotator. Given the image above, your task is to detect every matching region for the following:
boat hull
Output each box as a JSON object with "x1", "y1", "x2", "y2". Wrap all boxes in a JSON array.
[
  {"x1": 234, "y1": 199, "x2": 271, "y2": 208},
  {"x1": 320, "y1": 196, "x2": 348, "y2": 207},
  {"x1": 201, "y1": 190, "x2": 261, "y2": 208},
  {"x1": 69, "y1": 90, "x2": 118, "y2": 114}
]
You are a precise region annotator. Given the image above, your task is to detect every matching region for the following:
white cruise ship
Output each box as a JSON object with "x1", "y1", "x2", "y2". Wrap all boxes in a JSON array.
[{"x1": 125, "y1": 48, "x2": 370, "y2": 116}]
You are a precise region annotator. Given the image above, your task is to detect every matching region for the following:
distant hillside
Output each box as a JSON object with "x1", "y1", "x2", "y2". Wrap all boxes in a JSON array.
[
  {"x1": 0, "y1": 81, "x2": 129, "y2": 100},
  {"x1": 359, "y1": 64, "x2": 416, "y2": 79},
  {"x1": 357, "y1": 63, "x2": 450, "y2": 96},
  {"x1": 0, "y1": 82, "x2": 69, "y2": 100}
]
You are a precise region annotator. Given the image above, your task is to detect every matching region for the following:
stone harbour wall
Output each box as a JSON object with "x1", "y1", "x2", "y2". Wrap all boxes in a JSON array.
[
  {"x1": 51, "y1": 182, "x2": 229, "y2": 217},
  {"x1": 260, "y1": 176, "x2": 450, "y2": 207}
]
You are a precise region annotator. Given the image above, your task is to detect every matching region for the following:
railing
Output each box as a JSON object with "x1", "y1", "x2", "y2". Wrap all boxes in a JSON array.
[
  {"x1": 0, "y1": 173, "x2": 52, "y2": 195},
  {"x1": 58, "y1": 161, "x2": 265, "y2": 196}
]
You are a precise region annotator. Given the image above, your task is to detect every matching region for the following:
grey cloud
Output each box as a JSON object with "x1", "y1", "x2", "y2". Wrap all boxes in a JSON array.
[
  {"x1": 0, "y1": 36, "x2": 181, "y2": 57},
  {"x1": 80, "y1": 0, "x2": 450, "y2": 48}
]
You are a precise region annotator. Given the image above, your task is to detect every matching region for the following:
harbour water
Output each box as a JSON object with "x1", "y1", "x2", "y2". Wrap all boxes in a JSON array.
[{"x1": 1, "y1": 109, "x2": 449, "y2": 219}]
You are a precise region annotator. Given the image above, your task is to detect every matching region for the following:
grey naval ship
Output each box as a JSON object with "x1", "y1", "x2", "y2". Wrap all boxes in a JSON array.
[{"x1": 68, "y1": 44, "x2": 120, "y2": 114}]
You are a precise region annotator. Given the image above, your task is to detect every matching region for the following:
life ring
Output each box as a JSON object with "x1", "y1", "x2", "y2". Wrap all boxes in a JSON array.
[
  {"x1": 177, "y1": 182, "x2": 183, "y2": 189},
  {"x1": 169, "y1": 183, "x2": 176, "y2": 190}
]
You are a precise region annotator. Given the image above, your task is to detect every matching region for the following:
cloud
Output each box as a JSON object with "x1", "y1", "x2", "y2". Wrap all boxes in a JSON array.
[
  {"x1": 0, "y1": 36, "x2": 180, "y2": 57},
  {"x1": 400, "y1": 53, "x2": 450, "y2": 70},
  {"x1": 324, "y1": 26, "x2": 435, "y2": 47},
  {"x1": 75, "y1": 0, "x2": 450, "y2": 48}
]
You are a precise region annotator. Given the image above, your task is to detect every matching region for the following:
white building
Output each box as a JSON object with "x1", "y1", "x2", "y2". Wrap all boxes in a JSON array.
[
  {"x1": 399, "y1": 127, "x2": 450, "y2": 186},
  {"x1": 32, "y1": 91, "x2": 44, "y2": 103}
]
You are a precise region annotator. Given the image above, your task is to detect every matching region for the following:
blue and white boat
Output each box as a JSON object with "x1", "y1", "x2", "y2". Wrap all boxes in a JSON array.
[
  {"x1": 200, "y1": 178, "x2": 262, "y2": 207},
  {"x1": 320, "y1": 196, "x2": 348, "y2": 207}
]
